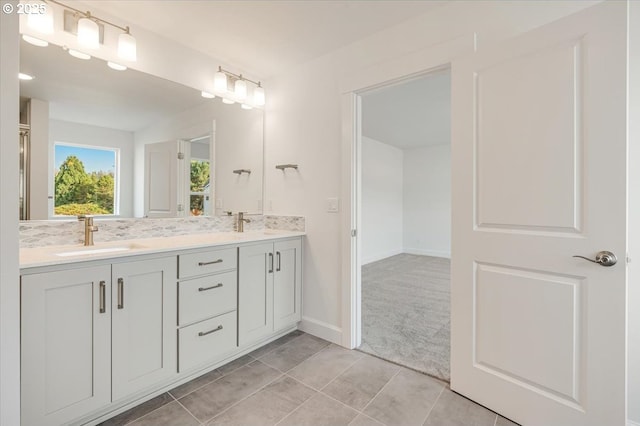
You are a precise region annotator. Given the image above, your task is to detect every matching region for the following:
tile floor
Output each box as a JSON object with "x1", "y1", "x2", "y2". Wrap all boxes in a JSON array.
[{"x1": 99, "y1": 331, "x2": 520, "y2": 426}]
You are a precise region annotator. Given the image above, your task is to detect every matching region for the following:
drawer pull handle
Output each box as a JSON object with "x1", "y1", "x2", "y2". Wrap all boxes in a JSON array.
[
  {"x1": 117, "y1": 278, "x2": 124, "y2": 310},
  {"x1": 276, "y1": 251, "x2": 281, "y2": 272},
  {"x1": 198, "y1": 259, "x2": 223, "y2": 266},
  {"x1": 198, "y1": 325, "x2": 223, "y2": 337},
  {"x1": 99, "y1": 281, "x2": 106, "y2": 313},
  {"x1": 268, "y1": 253, "x2": 274, "y2": 273},
  {"x1": 198, "y1": 283, "x2": 223, "y2": 292}
]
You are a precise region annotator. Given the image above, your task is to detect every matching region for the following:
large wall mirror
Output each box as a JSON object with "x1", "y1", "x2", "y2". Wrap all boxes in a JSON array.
[{"x1": 19, "y1": 39, "x2": 264, "y2": 220}]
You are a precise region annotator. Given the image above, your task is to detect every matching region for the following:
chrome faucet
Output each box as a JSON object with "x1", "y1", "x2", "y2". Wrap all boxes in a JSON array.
[
  {"x1": 78, "y1": 215, "x2": 99, "y2": 246},
  {"x1": 236, "y1": 212, "x2": 251, "y2": 233}
]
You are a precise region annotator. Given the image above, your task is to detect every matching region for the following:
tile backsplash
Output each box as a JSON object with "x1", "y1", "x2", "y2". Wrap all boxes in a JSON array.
[{"x1": 20, "y1": 215, "x2": 305, "y2": 248}]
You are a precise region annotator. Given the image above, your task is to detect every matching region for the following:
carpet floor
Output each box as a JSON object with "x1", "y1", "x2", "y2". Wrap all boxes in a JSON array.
[{"x1": 359, "y1": 253, "x2": 451, "y2": 382}]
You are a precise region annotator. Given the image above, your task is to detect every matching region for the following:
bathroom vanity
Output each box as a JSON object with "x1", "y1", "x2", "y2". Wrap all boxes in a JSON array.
[{"x1": 19, "y1": 230, "x2": 303, "y2": 426}]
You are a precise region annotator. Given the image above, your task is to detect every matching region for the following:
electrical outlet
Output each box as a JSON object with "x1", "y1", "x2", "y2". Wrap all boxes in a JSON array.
[{"x1": 327, "y1": 197, "x2": 339, "y2": 213}]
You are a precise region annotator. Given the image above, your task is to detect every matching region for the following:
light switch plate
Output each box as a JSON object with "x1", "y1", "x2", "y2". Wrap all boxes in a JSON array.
[{"x1": 327, "y1": 197, "x2": 339, "y2": 213}]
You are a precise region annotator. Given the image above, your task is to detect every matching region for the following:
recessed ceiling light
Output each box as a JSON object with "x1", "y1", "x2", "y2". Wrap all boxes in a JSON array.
[
  {"x1": 22, "y1": 34, "x2": 49, "y2": 47},
  {"x1": 201, "y1": 91, "x2": 215, "y2": 99},
  {"x1": 107, "y1": 61, "x2": 127, "y2": 71},
  {"x1": 19, "y1": 73, "x2": 34, "y2": 81},
  {"x1": 68, "y1": 49, "x2": 91, "y2": 60}
]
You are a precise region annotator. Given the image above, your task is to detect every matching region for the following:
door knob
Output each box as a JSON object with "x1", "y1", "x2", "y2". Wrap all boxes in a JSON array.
[{"x1": 573, "y1": 251, "x2": 617, "y2": 267}]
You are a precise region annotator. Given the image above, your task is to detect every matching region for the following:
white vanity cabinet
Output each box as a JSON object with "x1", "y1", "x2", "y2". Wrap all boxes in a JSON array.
[
  {"x1": 21, "y1": 265, "x2": 112, "y2": 426},
  {"x1": 111, "y1": 257, "x2": 177, "y2": 401},
  {"x1": 239, "y1": 238, "x2": 302, "y2": 346}
]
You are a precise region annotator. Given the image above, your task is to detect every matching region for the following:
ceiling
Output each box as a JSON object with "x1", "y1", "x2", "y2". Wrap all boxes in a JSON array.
[
  {"x1": 20, "y1": 39, "x2": 209, "y2": 132},
  {"x1": 84, "y1": 0, "x2": 448, "y2": 78},
  {"x1": 361, "y1": 70, "x2": 451, "y2": 149}
]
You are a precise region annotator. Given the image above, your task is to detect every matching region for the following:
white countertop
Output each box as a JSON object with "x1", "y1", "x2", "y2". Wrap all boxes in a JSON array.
[{"x1": 20, "y1": 230, "x2": 305, "y2": 269}]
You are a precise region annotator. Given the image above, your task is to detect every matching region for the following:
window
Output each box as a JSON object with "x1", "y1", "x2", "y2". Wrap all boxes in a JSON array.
[
  {"x1": 189, "y1": 159, "x2": 210, "y2": 216},
  {"x1": 53, "y1": 143, "x2": 119, "y2": 216}
]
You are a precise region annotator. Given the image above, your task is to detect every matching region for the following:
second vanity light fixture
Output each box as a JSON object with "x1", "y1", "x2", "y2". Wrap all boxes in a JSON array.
[
  {"x1": 23, "y1": 0, "x2": 137, "y2": 70},
  {"x1": 201, "y1": 66, "x2": 266, "y2": 109}
]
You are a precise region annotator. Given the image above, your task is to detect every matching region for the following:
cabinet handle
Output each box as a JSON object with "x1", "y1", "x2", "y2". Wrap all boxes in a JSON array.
[
  {"x1": 268, "y1": 253, "x2": 273, "y2": 273},
  {"x1": 276, "y1": 251, "x2": 281, "y2": 272},
  {"x1": 198, "y1": 259, "x2": 223, "y2": 266},
  {"x1": 99, "y1": 281, "x2": 106, "y2": 314},
  {"x1": 198, "y1": 325, "x2": 223, "y2": 337},
  {"x1": 198, "y1": 283, "x2": 223, "y2": 292},
  {"x1": 117, "y1": 278, "x2": 124, "y2": 310}
]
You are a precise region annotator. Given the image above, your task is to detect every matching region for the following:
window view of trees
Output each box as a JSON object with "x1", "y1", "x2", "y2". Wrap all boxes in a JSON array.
[
  {"x1": 54, "y1": 148, "x2": 116, "y2": 216},
  {"x1": 190, "y1": 160, "x2": 210, "y2": 216}
]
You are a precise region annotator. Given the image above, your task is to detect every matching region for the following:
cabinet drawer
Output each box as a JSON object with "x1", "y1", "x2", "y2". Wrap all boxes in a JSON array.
[
  {"x1": 179, "y1": 247, "x2": 237, "y2": 279},
  {"x1": 178, "y1": 311, "x2": 237, "y2": 372},
  {"x1": 178, "y1": 271, "x2": 237, "y2": 326}
]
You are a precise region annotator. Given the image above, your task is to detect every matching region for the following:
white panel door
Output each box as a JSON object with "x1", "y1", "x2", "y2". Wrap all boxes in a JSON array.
[
  {"x1": 21, "y1": 266, "x2": 111, "y2": 426},
  {"x1": 273, "y1": 239, "x2": 302, "y2": 331},
  {"x1": 238, "y1": 243, "x2": 274, "y2": 346},
  {"x1": 144, "y1": 141, "x2": 178, "y2": 218},
  {"x1": 450, "y1": 3, "x2": 626, "y2": 426},
  {"x1": 111, "y1": 257, "x2": 177, "y2": 401}
]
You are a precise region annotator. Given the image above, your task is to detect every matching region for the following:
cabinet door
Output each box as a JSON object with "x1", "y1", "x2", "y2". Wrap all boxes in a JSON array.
[
  {"x1": 273, "y1": 239, "x2": 302, "y2": 331},
  {"x1": 21, "y1": 265, "x2": 111, "y2": 426},
  {"x1": 238, "y1": 243, "x2": 274, "y2": 346},
  {"x1": 112, "y1": 257, "x2": 177, "y2": 401}
]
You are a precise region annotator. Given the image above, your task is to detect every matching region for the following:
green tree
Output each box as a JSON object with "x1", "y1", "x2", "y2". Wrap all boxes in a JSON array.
[
  {"x1": 54, "y1": 156, "x2": 93, "y2": 207},
  {"x1": 94, "y1": 174, "x2": 115, "y2": 212},
  {"x1": 190, "y1": 160, "x2": 210, "y2": 192}
]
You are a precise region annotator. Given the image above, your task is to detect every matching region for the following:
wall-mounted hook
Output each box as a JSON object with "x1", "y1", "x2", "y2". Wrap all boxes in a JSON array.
[{"x1": 275, "y1": 164, "x2": 298, "y2": 171}]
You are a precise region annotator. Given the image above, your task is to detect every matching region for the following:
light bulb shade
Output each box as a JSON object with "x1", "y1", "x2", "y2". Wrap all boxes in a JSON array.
[
  {"x1": 253, "y1": 86, "x2": 265, "y2": 106},
  {"x1": 241, "y1": 104, "x2": 253, "y2": 110},
  {"x1": 27, "y1": 2, "x2": 53, "y2": 34},
  {"x1": 214, "y1": 71, "x2": 228, "y2": 92},
  {"x1": 22, "y1": 34, "x2": 49, "y2": 47},
  {"x1": 201, "y1": 91, "x2": 215, "y2": 99},
  {"x1": 222, "y1": 98, "x2": 235, "y2": 105},
  {"x1": 118, "y1": 32, "x2": 137, "y2": 62},
  {"x1": 234, "y1": 79, "x2": 247, "y2": 101},
  {"x1": 77, "y1": 17, "x2": 99, "y2": 49}
]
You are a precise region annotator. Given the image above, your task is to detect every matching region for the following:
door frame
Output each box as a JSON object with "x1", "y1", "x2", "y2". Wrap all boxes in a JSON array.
[{"x1": 339, "y1": 35, "x2": 475, "y2": 349}]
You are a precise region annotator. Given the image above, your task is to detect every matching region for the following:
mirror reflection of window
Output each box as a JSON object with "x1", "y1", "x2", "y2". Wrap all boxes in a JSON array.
[
  {"x1": 189, "y1": 159, "x2": 210, "y2": 216},
  {"x1": 53, "y1": 143, "x2": 119, "y2": 217}
]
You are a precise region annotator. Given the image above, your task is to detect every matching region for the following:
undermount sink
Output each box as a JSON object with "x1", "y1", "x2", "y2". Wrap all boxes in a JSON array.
[{"x1": 55, "y1": 243, "x2": 147, "y2": 257}]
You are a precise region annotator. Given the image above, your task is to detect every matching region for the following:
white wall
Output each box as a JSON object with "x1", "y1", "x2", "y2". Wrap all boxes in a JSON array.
[
  {"x1": 28, "y1": 98, "x2": 49, "y2": 219},
  {"x1": 0, "y1": 5, "x2": 21, "y2": 425},
  {"x1": 50, "y1": 120, "x2": 135, "y2": 217},
  {"x1": 264, "y1": 1, "x2": 600, "y2": 343},
  {"x1": 361, "y1": 136, "x2": 403, "y2": 264},
  {"x1": 134, "y1": 101, "x2": 263, "y2": 217},
  {"x1": 403, "y1": 144, "x2": 451, "y2": 258}
]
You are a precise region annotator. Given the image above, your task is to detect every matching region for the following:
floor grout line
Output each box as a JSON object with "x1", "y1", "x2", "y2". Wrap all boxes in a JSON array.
[
  {"x1": 120, "y1": 394, "x2": 178, "y2": 426},
  {"x1": 420, "y1": 383, "x2": 446, "y2": 425},
  {"x1": 174, "y1": 397, "x2": 205, "y2": 426},
  {"x1": 199, "y1": 371, "x2": 286, "y2": 425},
  {"x1": 317, "y1": 351, "x2": 366, "y2": 392},
  {"x1": 494, "y1": 414, "x2": 499, "y2": 426},
  {"x1": 359, "y1": 368, "x2": 402, "y2": 414},
  {"x1": 252, "y1": 332, "x2": 307, "y2": 361}
]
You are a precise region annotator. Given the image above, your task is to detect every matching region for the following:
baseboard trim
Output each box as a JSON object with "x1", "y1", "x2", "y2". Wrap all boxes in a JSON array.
[
  {"x1": 403, "y1": 248, "x2": 451, "y2": 259},
  {"x1": 362, "y1": 249, "x2": 404, "y2": 265},
  {"x1": 299, "y1": 317, "x2": 342, "y2": 345},
  {"x1": 627, "y1": 419, "x2": 640, "y2": 426}
]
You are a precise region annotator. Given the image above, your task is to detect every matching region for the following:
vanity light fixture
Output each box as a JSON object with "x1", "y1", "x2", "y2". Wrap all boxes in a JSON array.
[
  {"x1": 39, "y1": 0, "x2": 138, "y2": 62},
  {"x1": 19, "y1": 73, "x2": 34, "y2": 81},
  {"x1": 107, "y1": 62, "x2": 127, "y2": 71},
  {"x1": 211, "y1": 66, "x2": 266, "y2": 108}
]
